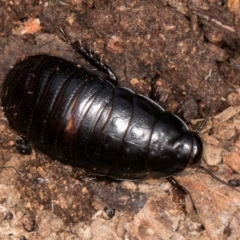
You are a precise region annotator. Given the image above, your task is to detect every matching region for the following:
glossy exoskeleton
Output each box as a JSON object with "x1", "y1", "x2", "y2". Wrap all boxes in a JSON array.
[{"x1": 1, "y1": 37, "x2": 203, "y2": 181}]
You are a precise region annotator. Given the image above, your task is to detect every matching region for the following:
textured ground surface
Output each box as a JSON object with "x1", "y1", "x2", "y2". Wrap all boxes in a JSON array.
[{"x1": 1, "y1": 0, "x2": 240, "y2": 239}]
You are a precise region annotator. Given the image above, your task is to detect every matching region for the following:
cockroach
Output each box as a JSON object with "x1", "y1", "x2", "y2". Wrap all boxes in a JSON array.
[{"x1": 1, "y1": 29, "x2": 236, "y2": 189}]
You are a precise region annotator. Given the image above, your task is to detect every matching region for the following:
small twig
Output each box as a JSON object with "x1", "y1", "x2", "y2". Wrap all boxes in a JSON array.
[
  {"x1": 191, "y1": 10, "x2": 236, "y2": 33},
  {"x1": 0, "y1": 166, "x2": 22, "y2": 175}
]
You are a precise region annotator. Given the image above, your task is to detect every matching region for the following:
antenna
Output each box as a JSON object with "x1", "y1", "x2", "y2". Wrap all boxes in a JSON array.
[
  {"x1": 195, "y1": 99, "x2": 240, "y2": 193},
  {"x1": 196, "y1": 99, "x2": 221, "y2": 134},
  {"x1": 197, "y1": 165, "x2": 240, "y2": 193}
]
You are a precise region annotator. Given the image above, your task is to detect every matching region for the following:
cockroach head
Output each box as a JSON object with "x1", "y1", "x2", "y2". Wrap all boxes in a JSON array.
[{"x1": 189, "y1": 133, "x2": 203, "y2": 167}]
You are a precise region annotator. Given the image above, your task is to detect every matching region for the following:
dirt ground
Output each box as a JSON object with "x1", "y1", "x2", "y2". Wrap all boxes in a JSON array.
[{"x1": 1, "y1": 0, "x2": 240, "y2": 239}]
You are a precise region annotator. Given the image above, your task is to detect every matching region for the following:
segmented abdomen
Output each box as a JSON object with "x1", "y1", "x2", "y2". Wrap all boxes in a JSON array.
[{"x1": 2, "y1": 55, "x2": 190, "y2": 180}]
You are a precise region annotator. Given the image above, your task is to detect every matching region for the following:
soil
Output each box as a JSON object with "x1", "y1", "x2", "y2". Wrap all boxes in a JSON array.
[{"x1": 1, "y1": 0, "x2": 240, "y2": 239}]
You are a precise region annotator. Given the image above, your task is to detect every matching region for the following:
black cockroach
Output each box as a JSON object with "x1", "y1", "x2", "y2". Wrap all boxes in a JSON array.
[{"x1": 0, "y1": 29, "x2": 236, "y2": 189}]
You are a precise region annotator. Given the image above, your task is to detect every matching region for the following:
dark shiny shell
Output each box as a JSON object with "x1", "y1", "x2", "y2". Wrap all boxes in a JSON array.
[{"x1": 2, "y1": 55, "x2": 202, "y2": 180}]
